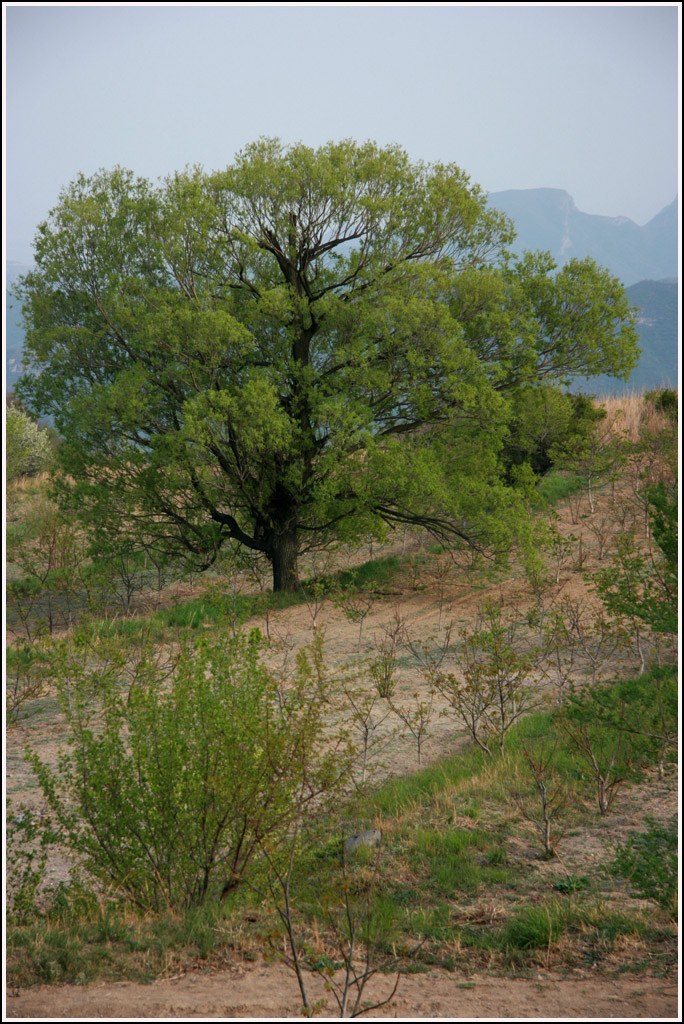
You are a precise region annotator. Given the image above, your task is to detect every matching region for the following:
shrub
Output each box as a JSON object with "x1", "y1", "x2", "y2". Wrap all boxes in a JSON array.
[
  {"x1": 6, "y1": 806, "x2": 51, "y2": 924},
  {"x1": 593, "y1": 478, "x2": 677, "y2": 637},
  {"x1": 7, "y1": 497, "x2": 90, "y2": 637},
  {"x1": 6, "y1": 640, "x2": 54, "y2": 723},
  {"x1": 512, "y1": 737, "x2": 568, "y2": 857},
  {"x1": 582, "y1": 668, "x2": 677, "y2": 772},
  {"x1": 559, "y1": 684, "x2": 635, "y2": 815},
  {"x1": 438, "y1": 602, "x2": 544, "y2": 757},
  {"x1": 610, "y1": 817, "x2": 678, "y2": 919},
  {"x1": 6, "y1": 406, "x2": 54, "y2": 481},
  {"x1": 25, "y1": 630, "x2": 354, "y2": 911},
  {"x1": 644, "y1": 388, "x2": 678, "y2": 419}
]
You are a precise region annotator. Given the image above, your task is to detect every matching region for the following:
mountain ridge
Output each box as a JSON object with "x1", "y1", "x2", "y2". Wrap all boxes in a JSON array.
[{"x1": 488, "y1": 189, "x2": 678, "y2": 287}]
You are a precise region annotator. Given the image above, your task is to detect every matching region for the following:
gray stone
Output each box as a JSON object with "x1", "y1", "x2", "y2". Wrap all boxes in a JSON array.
[{"x1": 343, "y1": 829, "x2": 382, "y2": 858}]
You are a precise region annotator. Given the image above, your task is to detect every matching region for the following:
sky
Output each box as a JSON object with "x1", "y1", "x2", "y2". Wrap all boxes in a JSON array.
[{"x1": 3, "y1": 3, "x2": 681, "y2": 264}]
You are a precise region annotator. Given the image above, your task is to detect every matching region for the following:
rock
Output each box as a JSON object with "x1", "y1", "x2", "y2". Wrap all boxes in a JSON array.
[{"x1": 343, "y1": 829, "x2": 382, "y2": 858}]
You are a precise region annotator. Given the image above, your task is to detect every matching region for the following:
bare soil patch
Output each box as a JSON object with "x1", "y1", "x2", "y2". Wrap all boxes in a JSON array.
[{"x1": 5, "y1": 962, "x2": 678, "y2": 1019}]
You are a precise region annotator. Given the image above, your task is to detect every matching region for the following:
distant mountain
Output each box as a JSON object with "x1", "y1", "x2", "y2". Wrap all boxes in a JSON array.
[
  {"x1": 622, "y1": 278, "x2": 678, "y2": 390},
  {"x1": 489, "y1": 189, "x2": 678, "y2": 287}
]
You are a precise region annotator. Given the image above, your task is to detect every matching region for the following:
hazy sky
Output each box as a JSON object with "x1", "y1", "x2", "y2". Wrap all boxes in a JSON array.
[{"x1": 4, "y1": 3, "x2": 680, "y2": 263}]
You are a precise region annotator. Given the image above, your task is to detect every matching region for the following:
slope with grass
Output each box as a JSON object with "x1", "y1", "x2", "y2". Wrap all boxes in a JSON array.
[{"x1": 5, "y1": 391, "x2": 678, "y2": 1018}]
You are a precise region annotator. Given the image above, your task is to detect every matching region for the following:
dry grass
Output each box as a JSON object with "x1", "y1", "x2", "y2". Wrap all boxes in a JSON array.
[
  {"x1": 597, "y1": 389, "x2": 677, "y2": 444},
  {"x1": 6, "y1": 470, "x2": 54, "y2": 493}
]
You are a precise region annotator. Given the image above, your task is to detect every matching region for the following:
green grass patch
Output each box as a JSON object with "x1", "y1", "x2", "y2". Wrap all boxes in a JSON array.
[
  {"x1": 75, "y1": 586, "x2": 303, "y2": 644},
  {"x1": 536, "y1": 470, "x2": 584, "y2": 504},
  {"x1": 159, "y1": 587, "x2": 301, "y2": 631},
  {"x1": 6, "y1": 899, "x2": 241, "y2": 987},
  {"x1": 363, "y1": 746, "x2": 491, "y2": 818},
  {"x1": 499, "y1": 900, "x2": 568, "y2": 950},
  {"x1": 337, "y1": 554, "x2": 404, "y2": 591}
]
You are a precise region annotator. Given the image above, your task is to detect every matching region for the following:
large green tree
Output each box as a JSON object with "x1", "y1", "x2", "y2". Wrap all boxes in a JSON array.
[{"x1": 15, "y1": 140, "x2": 638, "y2": 591}]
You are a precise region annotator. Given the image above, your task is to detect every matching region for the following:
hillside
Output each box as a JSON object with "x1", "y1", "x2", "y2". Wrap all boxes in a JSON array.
[
  {"x1": 624, "y1": 279, "x2": 679, "y2": 390},
  {"x1": 488, "y1": 189, "x2": 678, "y2": 286},
  {"x1": 5, "y1": 390, "x2": 678, "y2": 1017}
]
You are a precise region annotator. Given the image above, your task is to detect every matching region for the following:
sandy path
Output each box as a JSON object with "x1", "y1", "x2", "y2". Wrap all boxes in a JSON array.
[{"x1": 5, "y1": 962, "x2": 679, "y2": 1019}]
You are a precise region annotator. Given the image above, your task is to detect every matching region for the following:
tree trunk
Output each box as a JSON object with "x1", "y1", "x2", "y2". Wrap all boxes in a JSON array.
[{"x1": 270, "y1": 528, "x2": 299, "y2": 593}]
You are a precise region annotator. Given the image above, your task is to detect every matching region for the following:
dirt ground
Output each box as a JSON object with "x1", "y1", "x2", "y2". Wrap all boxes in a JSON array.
[
  {"x1": 4, "y1": 962, "x2": 680, "y2": 1019},
  {"x1": 6, "y1": 501, "x2": 639, "y2": 828},
  {"x1": 5, "y1": 480, "x2": 679, "y2": 1020}
]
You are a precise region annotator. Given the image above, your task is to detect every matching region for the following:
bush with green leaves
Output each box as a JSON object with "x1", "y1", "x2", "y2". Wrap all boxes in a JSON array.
[
  {"x1": 559, "y1": 684, "x2": 635, "y2": 816},
  {"x1": 6, "y1": 405, "x2": 54, "y2": 481},
  {"x1": 593, "y1": 477, "x2": 677, "y2": 637},
  {"x1": 644, "y1": 388, "x2": 678, "y2": 419},
  {"x1": 6, "y1": 806, "x2": 52, "y2": 924},
  {"x1": 550, "y1": 399, "x2": 620, "y2": 513},
  {"x1": 610, "y1": 817, "x2": 678, "y2": 918},
  {"x1": 6, "y1": 639, "x2": 54, "y2": 723},
  {"x1": 557, "y1": 665, "x2": 677, "y2": 814},
  {"x1": 501, "y1": 386, "x2": 606, "y2": 483},
  {"x1": 25, "y1": 630, "x2": 354, "y2": 911},
  {"x1": 7, "y1": 496, "x2": 91, "y2": 638}
]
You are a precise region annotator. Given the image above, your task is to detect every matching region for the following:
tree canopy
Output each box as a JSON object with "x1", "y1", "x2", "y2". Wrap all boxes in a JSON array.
[{"x1": 15, "y1": 139, "x2": 639, "y2": 591}]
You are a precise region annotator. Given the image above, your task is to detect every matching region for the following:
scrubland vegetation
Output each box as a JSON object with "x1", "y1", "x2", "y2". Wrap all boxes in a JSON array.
[
  {"x1": 4, "y1": 139, "x2": 677, "y2": 1015},
  {"x1": 5, "y1": 388, "x2": 678, "y2": 1011}
]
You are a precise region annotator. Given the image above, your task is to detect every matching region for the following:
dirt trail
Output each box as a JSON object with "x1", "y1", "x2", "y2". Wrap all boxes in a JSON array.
[{"x1": 5, "y1": 962, "x2": 679, "y2": 1019}]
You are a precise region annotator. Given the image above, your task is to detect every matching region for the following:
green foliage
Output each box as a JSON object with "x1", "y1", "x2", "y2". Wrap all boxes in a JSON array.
[
  {"x1": 6, "y1": 640, "x2": 54, "y2": 723},
  {"x1": 6, "y1": 405, "x2": 54, "y2": 481},
  {"x1": 6, "y1": 806, "x2": 51, "y2": 924},
  {"x1": 368, "y1": 651, "x2": 398, "y2": 700},
  {"x1": 449, "y1": 250, "x2": 638, "y2": 388},
  {"x1": 160, "y1": 586, "x2": 300, "y2": 631},
  {"x1": 25, "y1": 630, "x2": 354, "y2": 911},
  {"x1": 553, "y1": 875, "x2": 590, "y2": 894},
  {"x1": 16, "y1": 141, "x2": 638, "y2": 591},
  {"x1": 549, "y1": 400, "x2": 621, "y2": 513},
  {"x1": 337, "y1": 555, "x2": 403, "y2": 592},
  {"x1": 611, "y1": 818, "x2": 678, "y2": 918},
  {"x1": 501, "y1": 386, "x2": 605, "y2": 482},
  {"x1": 644, "y1": 388, "x2": 678, "y2": 419},
  {"x1": 536, "y1": 470, "x2": 584, "y2": 504},
  {"x1": 593, "y1": 479, "x2": 678, "y2": 635},
  {"x1": 648, "y1": 480, "x2": 678, "y2": 590},
  {"x1": 568, "y1": 667, "x2": 677, "y2": 771}
]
